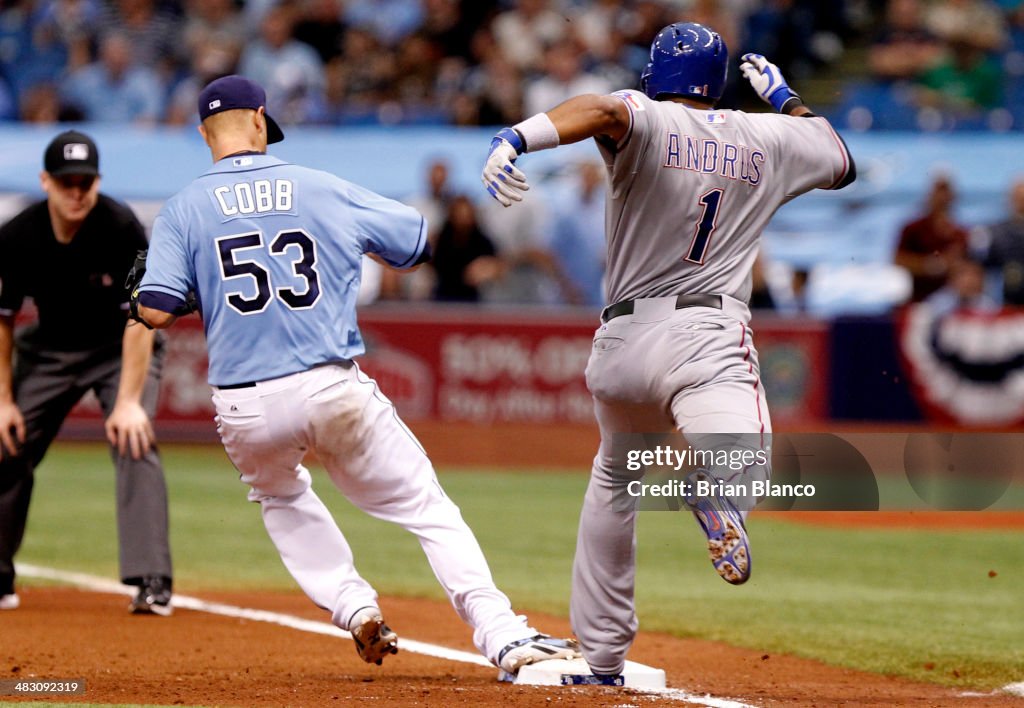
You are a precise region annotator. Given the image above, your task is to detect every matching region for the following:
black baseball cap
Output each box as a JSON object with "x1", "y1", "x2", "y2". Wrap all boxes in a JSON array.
[
  {"x1": 44, "y1": 130, "x2": 100, "y2": 177},
  {"x1": 197, "y1": 75, "x2": 284, "y2": 144}
]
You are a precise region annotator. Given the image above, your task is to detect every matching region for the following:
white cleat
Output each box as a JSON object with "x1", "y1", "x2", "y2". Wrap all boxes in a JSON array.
[
  {"x1": 0, "y1": 593, "x2": 19, "y2": 610},
  {"x1": 497, "y1": 635, "x2": 581, "y2": 674}
]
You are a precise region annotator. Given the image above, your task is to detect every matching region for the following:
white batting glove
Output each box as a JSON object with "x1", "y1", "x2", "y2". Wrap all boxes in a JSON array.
[
  {"x1": 482, "y1": 128, "x2": 529, "y2": 207},
  {"x1": 740, "y1": 53, "x2": 801, "y2": 113}
]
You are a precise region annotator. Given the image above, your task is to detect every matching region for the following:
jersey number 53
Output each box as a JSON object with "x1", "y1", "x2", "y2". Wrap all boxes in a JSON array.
[{"x1": 217, "y1": 230, "x2": 321, "y2": 314}]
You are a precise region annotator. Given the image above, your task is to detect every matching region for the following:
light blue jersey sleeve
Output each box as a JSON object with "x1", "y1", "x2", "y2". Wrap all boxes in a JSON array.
[
  {"x1": 141, "y1": 205, "x2": 196, "y2": 302},
  {"x1": 344, "y1": 180, "x2": 427, "y2": 268}
]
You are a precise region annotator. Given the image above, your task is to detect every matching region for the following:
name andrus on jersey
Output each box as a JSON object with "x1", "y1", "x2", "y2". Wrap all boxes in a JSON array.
[{"x1": 663, "y1": 133, "x2": 765, "y2": 186}]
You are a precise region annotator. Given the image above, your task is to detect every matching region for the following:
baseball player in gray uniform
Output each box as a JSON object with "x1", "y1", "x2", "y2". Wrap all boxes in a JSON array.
[{"x1": 481, "y1": 23, "x2": 855, "y2": 678}]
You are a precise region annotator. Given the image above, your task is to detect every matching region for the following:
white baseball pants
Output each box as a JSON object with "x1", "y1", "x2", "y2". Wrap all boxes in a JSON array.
[{"x1": 212, "y1": 361, "x2": 534, "y2": 664}]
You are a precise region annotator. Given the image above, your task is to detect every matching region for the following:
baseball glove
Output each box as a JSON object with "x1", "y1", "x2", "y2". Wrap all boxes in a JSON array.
[
  {"x1": 126, "y1": 249, "x2": 198, "y2": 327},
  {"x1": 126, "y1": 249, "x2": 153, "y2": 328}
]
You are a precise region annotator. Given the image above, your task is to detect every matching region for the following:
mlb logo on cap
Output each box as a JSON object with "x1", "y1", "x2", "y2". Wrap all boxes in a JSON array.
[
  {"x1": 63, "y1": 143, "x2": 90, "y2": 161},
  {"x1": 44, "y1": 130, "x2": 100, "y2": 177},
  {"x1": 197, "y1": 75, "x2": 284, "y2": 144}
]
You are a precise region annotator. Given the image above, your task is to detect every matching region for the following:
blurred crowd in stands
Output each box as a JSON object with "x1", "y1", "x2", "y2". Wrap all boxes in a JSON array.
[
  {"x1": 1, "y1": 0, "x2": 863, "y2": 126},
  {"x1": 3, "y1": 0, "x2": 1023, "y2": 129},
  {"x1": 894, "y1": 173, "x2": 1024, "y2": 312},
  {"x1": 850, "y1": 0, "x2": 1024, "y2": 130},
  {"x1": 376, "y1": 156, "x2": 611, "y2": 307},
  {"x1": 2, "y1": 0, "x2": 1024, "y2": 313}
]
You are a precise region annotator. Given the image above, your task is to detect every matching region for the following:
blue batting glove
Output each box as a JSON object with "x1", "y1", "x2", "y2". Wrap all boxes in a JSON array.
[
  {"x1": 481, "y1": 128, "x2": 529, "y2": 207},
  {"x1": 740, "y1": 53, "x2": 801, "y2": 113}
]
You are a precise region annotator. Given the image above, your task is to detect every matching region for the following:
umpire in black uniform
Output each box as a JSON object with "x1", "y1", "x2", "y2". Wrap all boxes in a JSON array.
[{"x1": 0, "y1": 131, "x2": 173, "y2": 614}]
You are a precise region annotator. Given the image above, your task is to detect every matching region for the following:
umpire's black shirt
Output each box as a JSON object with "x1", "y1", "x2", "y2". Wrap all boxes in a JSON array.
[{"x1": 0, "y1": 195, "x2": 147, "y2": 351}]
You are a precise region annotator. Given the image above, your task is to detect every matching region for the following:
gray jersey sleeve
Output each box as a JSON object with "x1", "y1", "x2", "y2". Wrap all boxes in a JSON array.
[
  {"x1": 600, "y1": 90, "x2": 660, "y2": 199},
  {"x1": 768, "y1": 114, "x2": 853, "y2": 197},
  {"x1": 608, "y1": 90, "x2": 655, "y2": 147}
]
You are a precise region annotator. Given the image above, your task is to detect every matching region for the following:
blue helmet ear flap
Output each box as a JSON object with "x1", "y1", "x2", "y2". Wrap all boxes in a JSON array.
[{"x1": 640, "y1": 63, "x2": 654, "y2": 97}]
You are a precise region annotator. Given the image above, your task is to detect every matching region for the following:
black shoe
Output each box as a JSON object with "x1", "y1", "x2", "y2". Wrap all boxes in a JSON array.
[{"x1": 129, "y1": 575, "x2": 172, "y2": 616}]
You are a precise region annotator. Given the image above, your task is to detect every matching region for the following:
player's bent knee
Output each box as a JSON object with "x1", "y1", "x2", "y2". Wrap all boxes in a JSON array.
[{"x1": 243, "y1": 474, "x2": 311, "y2": 501}]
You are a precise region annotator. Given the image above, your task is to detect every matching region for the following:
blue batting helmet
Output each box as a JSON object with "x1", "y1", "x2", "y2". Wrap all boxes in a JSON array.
[{"x1": 640, "y1": 22, "x2": 728, "y2": 102}]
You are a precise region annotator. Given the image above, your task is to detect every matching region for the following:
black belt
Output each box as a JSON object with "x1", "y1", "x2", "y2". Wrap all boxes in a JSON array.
[
  {"x1": 600, "y1": 293, "x2": 723, "y2": 324},
  {"x1": 215, "y1": 361, "x2": 352, "y2": 390},
  {"x1": 217, "y1": 381, "x2": 256, "y2": 389}
]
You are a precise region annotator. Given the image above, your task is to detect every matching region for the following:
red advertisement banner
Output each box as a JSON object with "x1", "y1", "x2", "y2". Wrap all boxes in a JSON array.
[{"x1": 56, "y1": 307, "x2": 829, "y2": 438}]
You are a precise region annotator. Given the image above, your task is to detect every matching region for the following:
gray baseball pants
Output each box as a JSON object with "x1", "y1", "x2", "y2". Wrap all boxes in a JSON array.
[
  {"x1": 570, "y1": 295, "x2": 771, "y2": 674},
  {"x1": 0, "y1": 334, "x2": 172, "y2": 594}
]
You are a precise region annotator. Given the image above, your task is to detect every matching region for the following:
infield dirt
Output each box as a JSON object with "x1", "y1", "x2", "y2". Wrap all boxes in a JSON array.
[{"x1": 3, "y1": 588, "x2": 1022, "y2": 707}]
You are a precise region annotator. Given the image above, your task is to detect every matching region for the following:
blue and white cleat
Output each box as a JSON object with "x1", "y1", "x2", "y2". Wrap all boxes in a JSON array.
[
  {"x1": 497, "y1": 635, "x2": 581, "y2": 674},
  {"x1": 690, "y1": 487, "x2": 751, "y2": 585}
]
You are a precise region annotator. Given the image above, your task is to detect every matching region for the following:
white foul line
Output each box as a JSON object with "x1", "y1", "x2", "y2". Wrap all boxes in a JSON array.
[
  {"x1": 17, "y1": 563, "x2": 758, "y2": 707},
  {"x1": 16, "y1": 563, "x2": 491, "y2": 667}
]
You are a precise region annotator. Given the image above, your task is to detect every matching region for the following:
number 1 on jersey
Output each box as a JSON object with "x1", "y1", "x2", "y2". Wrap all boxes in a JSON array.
[{"x1": 686, "y1": 188, "x2": 724, "y2": 265}]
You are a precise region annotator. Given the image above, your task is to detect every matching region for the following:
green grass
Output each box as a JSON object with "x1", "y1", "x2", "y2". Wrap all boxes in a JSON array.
[
  {"x1": 17, "y1": 443, "x2": 1024, "y2": 690},
  {"x1": 635, "y1": 521, "x2": 1023, "y2": 687}
]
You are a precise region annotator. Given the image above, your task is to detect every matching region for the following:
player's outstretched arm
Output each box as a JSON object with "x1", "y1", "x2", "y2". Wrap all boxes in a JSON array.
[
  {"x1": 740, "y1": 53, "x2": 808, "y2": 116},
  {"x1": 482, "y1": 94, "x2": 630, "y2": 207},
  {"x1": 742, "y1": 52, "x2": 857, "y2": 189},
  {"x1": 546, "y1": 94, "x2": 631, "y2": 146}
]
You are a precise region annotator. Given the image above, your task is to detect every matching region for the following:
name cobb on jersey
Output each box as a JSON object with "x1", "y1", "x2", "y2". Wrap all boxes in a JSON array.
[
  {"x1": 663, "y1": 133, "x2": 765, "y2": 186},
  {"x1": 211, "y1": 178, "x2": 295, "y2": 218}
]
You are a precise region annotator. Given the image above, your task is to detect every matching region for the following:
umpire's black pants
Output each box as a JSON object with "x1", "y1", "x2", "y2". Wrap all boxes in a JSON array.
[{"x1": 0, "y1": 334, "x2": 172, "y2": 594}]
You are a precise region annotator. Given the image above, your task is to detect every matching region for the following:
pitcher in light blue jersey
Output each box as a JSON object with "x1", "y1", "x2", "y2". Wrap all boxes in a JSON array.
[
  {"x1": 131, "y1": 75, "x2": 579, "y2": 673},
  {"x1": 140, "y1": 147, "x2": 426, "y2": 386}
]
